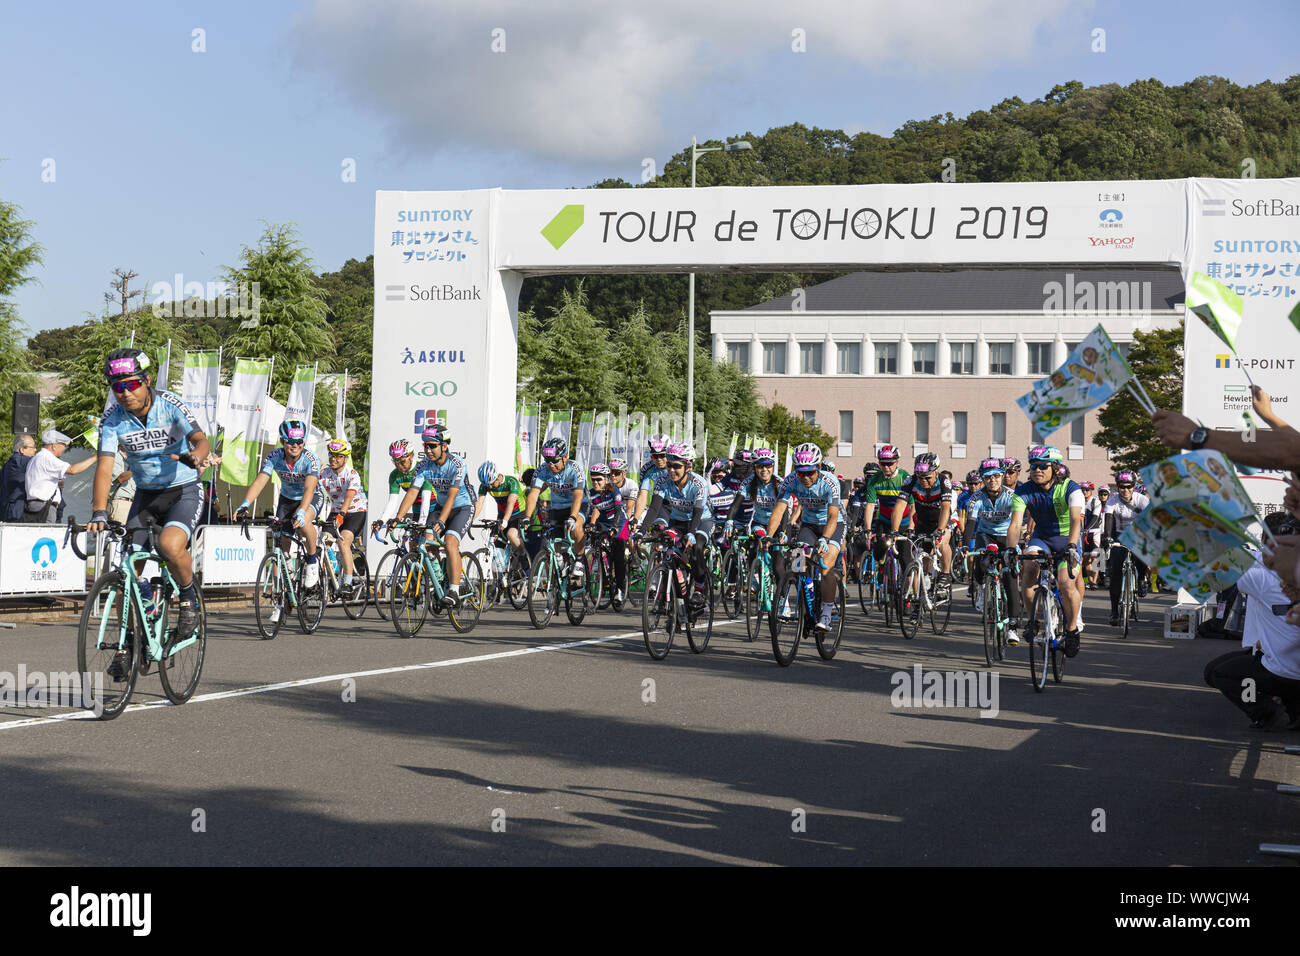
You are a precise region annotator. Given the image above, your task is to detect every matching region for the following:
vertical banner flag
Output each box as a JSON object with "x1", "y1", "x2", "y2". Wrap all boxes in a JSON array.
[
  {"x1": 182, "y1": 351, "x2": 220, "y2": 438},
  {"x1": 627, "y1": 411, "x2": 647, "y2": 479},
  {"x1": 545, "y1": 408, "x2": 572, "y2": 447},
  {"x1": 220, "y1": 357, "x2": 271, "y2": 486},
  {"x1": 335, "y1": 369, "x2": 348, "y2": 441},
  {"x1": 1186, "y1": 271, "x2": 1244, "y2": 353},
  {"x1": 1015, "y1": 324, "x2": 1139, "y2": 436},
  {"x1": 592, "y1": 411, "x2": 612, "y2": 465},
  {"x1": 784, "y1": 445, "x2": 793, "y2": 474},
  {"x1": 728, "y1": 433, "x2": 738, "y2": 459},
  {"x1": 520, "y1": 403, "x2": 539, "y2": 469},
  {"x1": 156, "y1": 340, "x2": 171, "y2": 392},
  {"x1": 286, "y1": 363, "x2": 318, "y2": 425},
  {"x1": 609, "y1": 408, "x2": 628, "y2": 471},
  {"x1": 514, "y1": 402, "x2": 524, "y2": 472},
  {"x1": 576, "y1": 410, "x2": 595, "y2": 466}
]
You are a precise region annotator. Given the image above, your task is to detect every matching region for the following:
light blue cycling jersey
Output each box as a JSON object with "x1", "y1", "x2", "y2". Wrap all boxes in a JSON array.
[
  {"x1": 657, "y1": 471, "x2": 709, "y2": 521},
  {"x1": 967, "y1": 488, "x2": 1026, "y2": 537},
  {"x1": 98, "y1": 389, "x2": 203, "y2": 490},
  {"x1": 531, "y1": 460, "x2": 586, "y2": 509},
  {"x1": 737, "y1": 474, "x2": 783, "y2": 527},
  {"x1": 261, "y1": 447, "x2": 322, "y2": 502},
  {"x1": 639, "y1": 462, "x2": 668, "y2": 495},
  {"x1": 779, "y1": 473, "x2": 841, "y2": 527},
  {"x1": 413, "y1": 452, "x2": 475, "y2": 509}
]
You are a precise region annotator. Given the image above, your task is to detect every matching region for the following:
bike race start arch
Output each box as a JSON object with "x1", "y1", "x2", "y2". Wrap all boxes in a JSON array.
[{"x1": 369, "y1": 178, "x2": 1300, "y2": 516}]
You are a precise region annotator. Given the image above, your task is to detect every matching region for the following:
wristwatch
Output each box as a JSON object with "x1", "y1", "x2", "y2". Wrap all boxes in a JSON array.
[{"x1": 1188, "y1": 426, "x2": 1210, "y2": 450}]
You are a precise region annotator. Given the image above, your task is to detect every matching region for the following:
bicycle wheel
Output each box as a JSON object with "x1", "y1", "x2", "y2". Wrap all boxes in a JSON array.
[
  {"x1": 158, "y1": 585, "x2": 205, "y2": 705},
  {"x1": 297, "y1": 557, "x2": 326, "y2": 634},
  {"x1": 342, "y1": 552, "x2": 370, "y2": 620},
  {"x1": 981, "y1": 578, "x2": 997, "y2": 667},
  {"x1": 252, "y1": 552, "x2": 286, "y2": 640},
  {"x1": 588, "y1": 551, "x2": 608, "y2": 611},
  {"x1": 448, "y1": 552, "x2": 485, "y2": 633},
  {"x1": 390, "y1": 552, "x2": 429, "y2": 638},
  {"x1": 685, "y1": 570, "x2": 714, "y2": 654},
  {"x1": 719, "y1": 548, "x2": 741, "y2": 620},
  {"x1": 815, "y1": 579, "x2": 845, "y2": 660},
  {"x1": 1029, "y1": 589, "x2": 1051, "y2": 692},
  {"x1": 1119, "y1": 567, "x2": 1132, "y2": 639},
  {"x1": 1051, "y1": 595, "x2": 1067, "y2": 683},
  {"x1": 527, "y1": 553, "x2": 557, "y2": 630},
  {"x1": 564, "y1": 553, "x2": 590, "y2": 626},
  {"x1": 506, "y1": 547, "x2": 531, "y2": 610},
  {"x1": 899, "y1": 566, "x2": 923, "y2": 640},
  {"x1": 857, "y1": 557, "x2": 876, "y2": 616},
  {"x1": 883, "y1": 558, "x2": 897, "y2": 627},
  {"x1": 372, "y1": 547, "x2": 402, "y2": 621},
  {"x1": 77, "y1": 572, "x2": 140, "y2": 720},
  {"x1": 742, "y1": 556, "x2": 765, "y2": 642},
  {"x1": 930, "y1": 570, "x2": 953, "y2": 635},
  {"x1": 770, "y1": 572, "x2": 803, "y2": 666},
  {"x1": 641, "y1": 554, "x2": 673, "y2": 660}
]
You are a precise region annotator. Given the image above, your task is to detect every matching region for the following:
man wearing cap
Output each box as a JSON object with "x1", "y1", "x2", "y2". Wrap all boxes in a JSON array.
[
  {"x1": 1, "y1": 434, "x2": 37, "y2": 522},
  {"x1": 24, "y1": 429, "x2": 95, "y2": 523}
]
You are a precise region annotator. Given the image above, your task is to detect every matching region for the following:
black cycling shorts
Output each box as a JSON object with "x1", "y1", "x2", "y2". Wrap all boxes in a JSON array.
[
  {"x1": 128, "y1": 481, "x2": 205, "y2": 541},
  {"x1": 337, "y1": 511, "x2": 367, "y2": 538}
]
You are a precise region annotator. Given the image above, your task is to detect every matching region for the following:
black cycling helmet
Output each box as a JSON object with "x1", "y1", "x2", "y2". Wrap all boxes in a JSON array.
[
  {"x1": 863, "y1": 461, "x2": 881, "y2": 477},
  {"x1": 104, "y1": 347, "x2": 152, "y2": 383}
]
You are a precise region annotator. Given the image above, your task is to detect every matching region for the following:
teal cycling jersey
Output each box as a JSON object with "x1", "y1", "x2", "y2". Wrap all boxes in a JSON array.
[
  {"x1": 639, "y1": 462, "x2": 668, "y2": 495},
  {"x1": 657, "y1": 471, "x2": 709, "y2": 521},
  {"x1": 737, "y1": 474, "x2": 783, "y2": 526},
  {"x1": 531, "y1": 460, "x2": 585, "y2": 509},
  {"x1": 968, "y1": 488, "x2": 1026, "y2": 537},
  {"x1": 412, "y1": 453, "x2": 475, "y2": 509},
  {"x1": 98, "y1": 389, "x2": 203, "y2": 490},
  {"x1": 779, "y1": 473, "x2": 840, "y2": 527},
  {"x1": 1014, "y1": 478, "x2": 1083, "y2": 537},
  {"x1": 261, "y1": 447, "x2": 322, "y2": 502}
]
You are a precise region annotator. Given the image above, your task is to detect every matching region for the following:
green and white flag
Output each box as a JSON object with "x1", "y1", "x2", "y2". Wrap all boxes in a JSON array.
[
  {"x1": 627, "y1": 412, "x2": 647, "y2": 474},
  {"x1": 334, "y1": 369, "x2": 348, "y2": 442},
  {"x1": 1187, "y1": 271, "x2": 1244, "y2": 351},
  {"x1": 576, "y1": 410, "x2": 596, "y2": 466},
  {"x1": 220, "y1": 357, "x2": 271, "y2": 486},
  {"x1": 285, "y1": 363, "x2": 317, "y2": 425},
  {"x1": 544, "y1": 408, "x2": 572, "y2": 447},
  {"x1": 592, "y1": 411, "x2": 612, "y2": 465},
  {"x1": 516, "y1": 402, "x2": 539, "y2": 471},
  {"x1": 181, "y1": 350, "x2": 220, "y2": 437},
  {"x1": 156, "y1": 340, "x2": 171, "y2": 392},
  {"x1": 728, "y1": 433, "x2": 738, "y2": 459}
]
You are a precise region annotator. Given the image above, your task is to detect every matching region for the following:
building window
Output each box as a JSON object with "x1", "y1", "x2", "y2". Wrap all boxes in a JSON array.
[
  {"x1": 1027, "y1": 342, "x2": 1054, "y2": 375},
  {"x1": 950, "y1": 342, "x2": 974, "y2": 375},
  {"x1": 912, "y1": 342, "x2": 936, "y2": 374},
  {"x1": 762, "y1": 342, "x2": 786, "y2": 374},
  {"x1": 801, "y1": 410, "x2": 817, "y2": 426},
  {"x1": 726, "y1": 342, "x2": 750, "y2": 370},
  {"x1": 875, "y1": 343, "x2": 898, "y2": 374},
  {"x1": 988, "y1": 343, "x2": 1013, "y2": 375},
  {"x1": 839, "y1": 411, "x2": 853, "y2": 443},
  {"x1": 952, "y1": 411, "x2": 967, "y2": 444},
  {"x1": 799, "y1": 342, "x2": 823, "y2": 374},
  {"x1": 877, "y1": 410, "x2": 891, "y2": 443},
  {"x1": 915, "y1": 411, "x2": 929, "y2": 445},
  {"x1": 991, "y1": 411, "x2": 1006, "y2": 445},
  {"x1": 1071, "y1": 416, "x2": 1085, "y2": 446},
  {"x1": 837, "y1": 342, "x2": 861, "y2": 374}
]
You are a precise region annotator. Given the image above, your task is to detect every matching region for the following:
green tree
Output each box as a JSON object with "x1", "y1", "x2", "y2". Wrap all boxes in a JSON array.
[
  {"x1": 0, "y1": 194, "x2": 42, "y2": 444},
  {"x1": 318, "y1": 255, "x2": 374, "y2": 467},
  {"x1": 1094, "y1": 323, "x2": 1185, "y2": 473},
  {"x1": 758, "y1": 403, "x2": 836, "y2": 456},
  {"x1": 223, "y1": 223, "x2": 335, "y2": 403},
  {"x1": 609, "y1": 302, "x2": 675, "y2": 410},
  {"x1": 529, "y1": 283, "x2": 615, "y2": 411}
]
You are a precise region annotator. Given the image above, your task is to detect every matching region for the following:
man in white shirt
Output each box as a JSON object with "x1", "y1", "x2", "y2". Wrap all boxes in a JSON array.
[
  {"x1": 1203, "y1": 557, "x2": 1300, "y2": 729},
  {"x1": 23, "y1": 429, "x2": 94, "y2": 522}
]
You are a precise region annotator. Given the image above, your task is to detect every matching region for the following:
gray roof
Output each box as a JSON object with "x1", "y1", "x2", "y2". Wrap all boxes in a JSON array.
[{"x1": 743, "y1": 267, "x2": 1185, "y2": 312}]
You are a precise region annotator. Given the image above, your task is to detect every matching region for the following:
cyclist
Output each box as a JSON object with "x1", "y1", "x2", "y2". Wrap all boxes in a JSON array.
[
  {"x1": 707, "y1": 457, "x2": 736, "y2": 540},
  {"x1": 390, "y1": 425, "x2": 475, "y2": 607},
  {"x1": 766, "y1": 443, "x2": 842, "y2": 632},
  {"x1": 585, "y1": 462, "x2": 634, "y2": 606},
  {"x1": 320, "y1": 437, "x2": 368, "y2": 597},
  {"x1": 1102, "y1": 470, "x2": 1151, "y2": 627},
  {"x1": 862, "y1": 445, "x2": 911, "y2": 578},
  {"x1": 473, "y1": 460, "x2": 525, "y2": 554},
  {"x1": 1001, "y1": 457, "x2": 1022, "y2": 487},
  {"x1": 966, "y1": 457, "x2": 1027, "y2": 645},
  {"x1": 523, "y1": 437, "x2": 587, "y2": 551},
  {"x1": 236, "y1": 419, "x2": 324, "y2": 591},
  {"x1": 639, "y1": 443, "x2": 712, "y2": 606},
  {"x1": 1080, "y1": 480, "x2": 1103, "y2": 589},
  {"x1": 725, "y1": 446, "x2": 783, "y2": 540},
  {"x1": 730, "y1": 448, "x2": 754, "y2": 487},
  {"x1": 1015, "y1": 444, "x2": 1084, "y2": 657},
  {"x1": 371, "y1": 438, "x2": 432, "y2": 536},
  {"x1": 889, "y1": 452, "x2": 954, "y2": 591},
  {"x1": 90, "y1": 347, "x2": 210, "y2": 653},
  {"x1": 633, "y1": 433, "x2": 672, "y2": 524}
]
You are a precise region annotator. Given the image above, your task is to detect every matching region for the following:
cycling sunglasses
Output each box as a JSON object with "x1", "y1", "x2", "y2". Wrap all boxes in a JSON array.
[
  {"x1": 1116, "y1": 483, "x2": 1135, "y2": 489},
  {"x1": 1027, "y1": 458, "x2": 1052, "y2": 469},
  {"x1": 111, "y1": 378, "x2": 146, "y2": 394}
]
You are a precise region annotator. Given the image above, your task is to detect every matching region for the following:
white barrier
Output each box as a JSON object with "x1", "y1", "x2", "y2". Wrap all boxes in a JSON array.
[
  {"x1": 0, "y1": 523, "x2": 89, "y2": 597},
  {"x1": 192, "y1": 524, "x2": 267, "y2": 586}
]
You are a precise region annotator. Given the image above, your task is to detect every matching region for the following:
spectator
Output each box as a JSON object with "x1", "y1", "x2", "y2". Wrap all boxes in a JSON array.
[
  {"x1": 107, "y1": 447, "x2": 136, "y2": 524},
  {"x1": 1204, "y1": 557, "x2": 1300, "y2": 729},
  {"x1": 1, "y1": 434, "x2": 37, "y2": 521},
  {"x1": 24, "y1": 429, "x2": 95, "y2": 523}
]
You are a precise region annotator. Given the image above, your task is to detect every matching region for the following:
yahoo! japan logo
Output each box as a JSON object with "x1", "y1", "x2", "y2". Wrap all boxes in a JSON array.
[{"x1": 32, "y1": 538, "x2": 57, "y2": 568}]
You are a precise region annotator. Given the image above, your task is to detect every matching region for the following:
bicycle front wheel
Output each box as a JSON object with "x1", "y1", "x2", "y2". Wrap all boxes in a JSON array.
[
  {"x1": 564, "y1": 554, "x2": 590, "y2": 626},
  {"x1": 641, "y1": 555, "x2": 673, "y2": 660},
  {"x1": 899, "y1": 566, "x2": 923, "y2": 640},
  {"x1": 1120, "y1": 567, "x2": 1133, "y2": 638},
  {"x1": 814, "y1": 579, "x2": 845, "y2": 660},
  {"x1": 685, "y1": 572, "x2": 714, "y2": 654},
  {"x1": 527, "y1": 553, "x2": 557, "y2": 630},
  {"x1": 390, "y1": 552, "x2": 429, "y2": 638},
  {"x1": 448, "y1": 552, "x2": 485, "y2": 633},
  {"x1": 770, "y1": 572, "x2": 803, "y2": 666},
  {"x1": 743, "y1": 556, "x2": 766, "y2": 642},
  {"x1": 372, "y1": 548, "x2": 401, "y2": 621},
  {"x1": 1030, "y1": 589, "x2": 1051, "y2": 692},
  {"x1": 253, "y1": 552, "x2": 286, "y2": 640},
  {"x1": 159, "y1": 585, "x2": 205, "y2": 705},
  {"x1": 342, "y1": 552, "x2": 370, "y2": 620},
  {"x1": 77, "y1": 572, "x2": 140, "y2": 720},
  {"x1": 981, "y1": 579, "x2": 997, "y2": 667}
]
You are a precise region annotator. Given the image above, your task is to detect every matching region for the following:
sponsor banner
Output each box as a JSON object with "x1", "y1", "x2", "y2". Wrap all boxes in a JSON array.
[
  {"x1": 193, "y1": 524, "x2": 267, "y2": 586},
  {"x1": 544, "y1": 408, "x2": 572, "y2": 447},
  {"x1": 576, "y1": 410, "x2": 595, "y2": 467},
  {"x1": 592, "y1": 411, "x2": 612, "y2": 467},
  {"x1": 1185, "y1": 179, "x2": 1300, "y2": 436},
  {"x1": 182, "y1": 351, "x2": 220, "y2": 438},
  {"x1": 335, "y1": 369, "x2": 348, "y2": 443},
  {"x1": 516, "y1": 402, "x2": 539, "y2": 472},
  {"x1": 0, "y1": 525, "x2": 87, "y2": 595},
  {"x1": 285, "y1": 364, "x2": 317, "y2": 425},
  {"x1": 220, "y1": 357, "x2": 271, "y2": 486}
]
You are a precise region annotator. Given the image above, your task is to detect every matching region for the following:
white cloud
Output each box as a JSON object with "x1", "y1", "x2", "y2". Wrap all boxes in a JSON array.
[{"x1": 293, "y1": 0, "x2": 1089, "y2": 163}]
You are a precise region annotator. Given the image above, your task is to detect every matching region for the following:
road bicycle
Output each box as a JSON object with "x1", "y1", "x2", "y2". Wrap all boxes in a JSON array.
[
  {"x1": 389, "y1": 529, "x2": 485, "y2": 637},
  {"x1": 769, "y1": 539, "x2": 845, "y2": 666},
  {"x1": 242, "y1": 516, "x2": 320, "y2": 638},
  {"x1": 742, "y1": 532, "x2": 781, "y2": 643},
  {"x1": 68, "y1": 517, "x2": 206, "y2": 720},
  {"x1": 466, "y1": 520, "x2": 530, "y2": 610},
  {"x1": 976, "y1": 543, "x2": 1019, "y2": 667},
  {"x1": 895, "y1": 531, "x2": 953, "y2": 640},
  {"x1": 640, "y1": 525, "x2": 714, "y2": 659},
  {"x1": 526, "y1": 524, "x2": 590, "y2": 629},
  {"x1": 372, "y1": 521, "x2": 418, "y2": 622},
  {"x1": 1112, "y1": 544, "x2": 1141, "y2": 639},
  {"x1": 1023, "y1": 546, "x2": 1077, "y2": 692},
  {"x1": 313, "y1": 518, "x2": 371, "y2": 620},
  {"x1": 715, "y1": 532, "x2": 746, "y2": 620}
]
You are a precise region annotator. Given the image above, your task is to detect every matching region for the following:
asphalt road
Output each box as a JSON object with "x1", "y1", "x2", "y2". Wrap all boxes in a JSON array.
[{"x1": 2, "y1": 583, "x2": 1297, "y2": 866}]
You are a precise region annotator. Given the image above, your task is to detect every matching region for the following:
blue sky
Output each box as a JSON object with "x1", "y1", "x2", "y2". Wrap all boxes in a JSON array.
[{"x1": 2, "y1": 0, "x2": 1296, "y2": 334}]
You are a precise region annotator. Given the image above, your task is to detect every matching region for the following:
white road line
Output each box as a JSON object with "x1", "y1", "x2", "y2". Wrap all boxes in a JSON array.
[{"x1": 0, "y1": 619, "x2": 746, "y2": 731}]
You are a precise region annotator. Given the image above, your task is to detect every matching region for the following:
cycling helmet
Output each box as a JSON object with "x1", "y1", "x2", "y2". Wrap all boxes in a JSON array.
[
  {"x1": 751, "y1": 447, "x2": 776, "y2": 466},
  {"x1": 1026, "y1": 444, "x2": 1051, "y2": 463},
  {"x1": 279, "y1": 419, "x2": 307, "y2": 443},
  {"x1": 913, "y1": 452, "x2": 939, "y2": 475},
  {"x1": 965, "y1": 469, "x2": 981, "y2": 484},
  {"x1": 421, "y1": 422, "x2": 447, "y2": 443},
  {"x1": 1114, "y1": 470, "x2": 1137, "y2": 487},
  {"x1": 852, "y1": 476, "x2": 864, "y2": 489},
  {"x1": 1001, "y1": 457, "x2": 1021, "y2": 472},
  {"x1": 389, "y1": 439, "x2": 412, "y2": 460},
  {"x1": 979, "y1": 457, "x2": 1003, "y2": 477},
  {"x1": 1046, "y1": 445, "x2": 1064, "y2": 464},
  {"x1": 1057, "y1": 464, "x2": 1071, "y2": 480},
  {"x1": 589, "y1": 462, "x2": 610, "y2": 477},
  {"x1": 666, "y1": 442, "x2": 693, "y2": 464},
  {"x1": 792, "y1": 442, "x2": 822, "y2": 472},
  {"x1": 863, "y1": 461, "x2": 881, "y2": 478},
  {"x1": 1081, "y1": 481, "x2": 1095, "y2": 490},
  {"x1": 821, "y1": 459, "x2": 836, "y2": 472},
  {"x1": 326, "y1": 438, "x2": 351, "y2": 457},
  {"x1": 477, "y1": 461, "x2": 499, "y2": 486},
  {"x1": 647, "y1": 434, "x2": 671, "y2": 454},
  {"x1": 103, "y1": 347, "x2": 152, "y2": 383},
  {"x1": 709, "y1": 457, "x2": 729, "y2": 476},
  {"x1": 607, "y1": 458, "x2": 628, "y2": 472},
  {"x1": 541, "y1": 437, "x2": 567, "y2": 460},
  {"x1": 877, "y1": 444, "x2": 900, "y2": 463}
]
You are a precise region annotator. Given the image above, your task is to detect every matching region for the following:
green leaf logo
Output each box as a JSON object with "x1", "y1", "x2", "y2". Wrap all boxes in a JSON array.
[{"x1": 541, "y1": 204, "x2": 584, "y2": 249}]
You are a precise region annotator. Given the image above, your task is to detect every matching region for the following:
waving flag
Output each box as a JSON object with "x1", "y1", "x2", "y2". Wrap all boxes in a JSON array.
[
  {"x1": 1016, "y1": 324, "x2": 1139, "y2": 437},
  {"x1": 1187, "y1": 271, "x2": 1244, "y2": 351}
]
